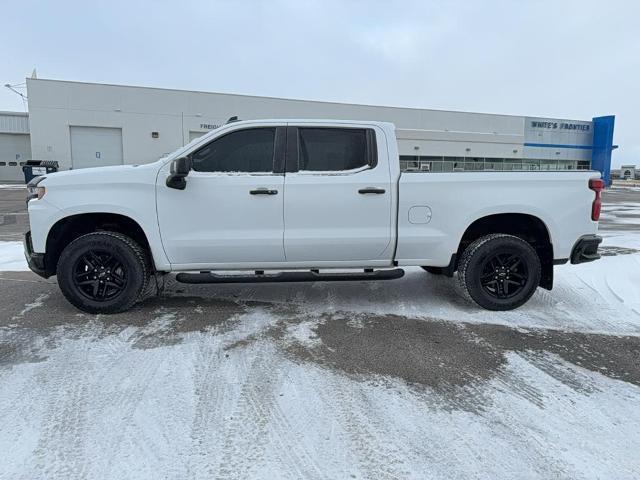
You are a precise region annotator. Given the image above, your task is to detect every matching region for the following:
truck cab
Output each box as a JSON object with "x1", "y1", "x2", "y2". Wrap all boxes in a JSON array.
[{"x1": 157, "y1": 120, "x2": 396, "y2": 270}]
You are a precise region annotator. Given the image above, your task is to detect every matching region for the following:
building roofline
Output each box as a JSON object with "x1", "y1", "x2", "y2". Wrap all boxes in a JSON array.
[
  {"x1": 0, "y1": 110, "x2": 28, "y2": 116},
  {"x1": 26, "y1": 77, "x2": 591, "y2": 123}
]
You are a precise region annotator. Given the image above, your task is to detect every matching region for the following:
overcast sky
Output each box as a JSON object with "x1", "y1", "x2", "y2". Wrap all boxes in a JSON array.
[{"x1": 2, "y1": 0, "x2": 638, "y2": 167}]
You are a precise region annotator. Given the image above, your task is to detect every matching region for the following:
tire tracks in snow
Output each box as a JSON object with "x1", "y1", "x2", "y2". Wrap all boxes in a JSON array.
[
  {"x1": 98, "y1": 322, "x2": 178, "y2": 476},
  {"x1": 214, "y1": 341, "x2": 324, "y2": 479},
  {"x1": 184, "y1": 333, "x2": 233, "y2": 477},
  {"x1": 184, "y1": 308, "x2": 325, "y2": 479},
  {"x1": 31, "y1": 340, "x2": 93, "y2": 479},
  {"x1": 319, "y1": 373, "x2": 411, "y2": 479}
]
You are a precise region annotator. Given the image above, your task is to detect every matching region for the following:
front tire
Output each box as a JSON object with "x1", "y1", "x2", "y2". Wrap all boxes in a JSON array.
[
  {"x1": 457, "y1": 234, "x2": 541, "y2": 311},
  {"x1": 56, "y1": 231, "x2": 150, "y2": 314}
]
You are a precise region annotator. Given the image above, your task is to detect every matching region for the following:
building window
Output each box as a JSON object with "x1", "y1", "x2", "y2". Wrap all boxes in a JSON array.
[
  {"x1": 400, "y1": 156, "x2": 590, "y2": 173},
  {"x1": 577, "y1": 161, "x2": 590, "y2": 170}
]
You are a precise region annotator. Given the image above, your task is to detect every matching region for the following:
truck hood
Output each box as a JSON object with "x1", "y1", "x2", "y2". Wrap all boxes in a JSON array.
[{"x1": 40, "y1": 162, "x2": 162, "y2": 187}]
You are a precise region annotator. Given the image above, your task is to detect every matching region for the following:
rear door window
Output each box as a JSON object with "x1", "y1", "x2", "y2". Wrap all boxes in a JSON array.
[{"x1": 297, "y1": 128, "x2": 370, "y2": 172}]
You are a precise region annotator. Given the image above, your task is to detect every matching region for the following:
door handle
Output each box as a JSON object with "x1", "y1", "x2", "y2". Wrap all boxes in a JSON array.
[
  {"x1": 358, "y1": 187, "x2": 386, "y2": 194},
  {"x1": 250, "y1": 188, "x2": 278, "y2": 195}
]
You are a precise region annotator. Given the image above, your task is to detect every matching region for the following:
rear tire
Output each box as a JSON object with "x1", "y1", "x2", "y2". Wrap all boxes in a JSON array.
[
  {"x1": 56, "y1": 231, "x2": 150, "y2": 314},
  {"x1": 457, "y1": 234, "x2": 540, "y2": 311}
]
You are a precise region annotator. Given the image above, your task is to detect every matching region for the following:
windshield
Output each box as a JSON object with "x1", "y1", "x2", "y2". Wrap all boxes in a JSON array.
[{"x1": 160, "y1": 126, "x2": 223, "y2": 163}]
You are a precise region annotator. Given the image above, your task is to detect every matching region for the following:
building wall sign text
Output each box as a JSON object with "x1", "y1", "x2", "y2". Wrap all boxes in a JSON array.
[{"x1": 530, "y1": 121, "x2": 590, "y2": 132}]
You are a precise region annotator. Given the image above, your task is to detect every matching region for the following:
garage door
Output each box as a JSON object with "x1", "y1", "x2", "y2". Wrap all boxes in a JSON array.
[
  {"x1": 70, "y1": 127, "x2": 123, "y2": 169},
  {"x1": 0, "y1": 133, "x2": 31, "y2": 182},
  {"x1": 189, "y1": 131, "x2": 207, "y2": 142}
]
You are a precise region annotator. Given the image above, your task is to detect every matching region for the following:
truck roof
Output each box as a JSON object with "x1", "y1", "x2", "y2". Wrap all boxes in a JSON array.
[{"x1": 224, "y1": 118, "x2": 396, "y2": 129}]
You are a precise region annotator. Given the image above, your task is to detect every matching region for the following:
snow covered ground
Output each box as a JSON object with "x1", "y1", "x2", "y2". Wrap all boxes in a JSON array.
[
  {"x1": 2, "y1": 311, "x2": 639, "y2": 479},
  {"x1": 0, "y1": 241, "x2": 29, "y2": 271},
  {"x1": 1, "y1": 190, "x2": 639, "y2": 479}
]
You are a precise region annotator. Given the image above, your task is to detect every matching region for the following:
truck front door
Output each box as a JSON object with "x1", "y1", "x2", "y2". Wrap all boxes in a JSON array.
[
  {"x1": 156, "y1": 126, "x2": 286, "y2": 268},
  {"x1": 283, "y1": 125, "x2": 393, "y2": 263}
]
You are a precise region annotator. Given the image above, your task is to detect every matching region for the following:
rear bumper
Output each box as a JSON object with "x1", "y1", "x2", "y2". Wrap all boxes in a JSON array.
[
  {"x1": 570, "y1": 234, "x2": 602, "y2": 264},
  {"x1": 24, "y1": 231, "x2": 50, "y2": 278}
]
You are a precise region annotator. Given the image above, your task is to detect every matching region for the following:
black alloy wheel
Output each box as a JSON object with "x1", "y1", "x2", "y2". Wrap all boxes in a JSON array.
[
  {"x1": 73, "y1": 250, "x2": 128, "y2": 301},
  {"x1": 479, "y1": 252, "x2": 529, "y2": 299}
]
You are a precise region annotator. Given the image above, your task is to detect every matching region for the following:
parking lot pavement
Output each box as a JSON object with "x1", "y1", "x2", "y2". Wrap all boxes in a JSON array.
[
  {"x1": 0, "y1": 184, "x2": 28, "y2": 242},
  {"x1": 1, "y1": 184, "x2": 640, "y2": 479}
]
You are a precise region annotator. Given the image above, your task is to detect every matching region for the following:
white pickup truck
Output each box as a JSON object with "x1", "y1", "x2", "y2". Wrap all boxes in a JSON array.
[{"x1": 24, "y1": 119, "x2": 604, "y2": 314}]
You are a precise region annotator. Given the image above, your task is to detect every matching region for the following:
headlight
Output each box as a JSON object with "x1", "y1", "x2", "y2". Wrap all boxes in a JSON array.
[{"x1": 26, "y1": 176, "x2": 47, "y2": 202}]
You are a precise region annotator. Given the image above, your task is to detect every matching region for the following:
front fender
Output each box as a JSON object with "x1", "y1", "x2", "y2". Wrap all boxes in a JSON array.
[{"x1": 33, "y1": 203, "x2": 170, "y2": 271}]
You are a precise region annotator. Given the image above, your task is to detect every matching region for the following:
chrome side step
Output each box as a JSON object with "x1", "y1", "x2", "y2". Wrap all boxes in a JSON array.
[{"x1": 175, "y1": 268, "x2": 405, "y2": 284}]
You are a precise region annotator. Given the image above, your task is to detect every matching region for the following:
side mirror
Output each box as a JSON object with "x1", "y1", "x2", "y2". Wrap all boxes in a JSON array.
[{"x1": 166, "y1": 156, "x2": 192, "y2": 190}]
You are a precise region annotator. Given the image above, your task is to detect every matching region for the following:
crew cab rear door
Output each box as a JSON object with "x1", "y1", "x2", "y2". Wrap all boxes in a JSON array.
[
  {"x1": 156, "y1": 126, "x2": 286, "y2": 268},
  {"x1": 283, "y1": 124, "x2": 393, "y2": 263}
]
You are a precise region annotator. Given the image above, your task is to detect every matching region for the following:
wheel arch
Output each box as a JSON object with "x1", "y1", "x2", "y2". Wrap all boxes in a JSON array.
[
  {"x1": 456, "y1": 213, "x2": 554, "y2": 290},
  {"x1": 44, "y1": 212, "x2": 153, "y2": 276}
]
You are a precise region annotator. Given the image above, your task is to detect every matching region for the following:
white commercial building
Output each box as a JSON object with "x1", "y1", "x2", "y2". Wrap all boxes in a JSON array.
[
  {"x1": 620, "y1": 165, "x2": 636, "y2": 180},
  {"x1": 0, "y1": 78, "x2": 616, "y2": 182},
  {"x1": 0, "y1": 111, "x2": 31, "y2": 181}
]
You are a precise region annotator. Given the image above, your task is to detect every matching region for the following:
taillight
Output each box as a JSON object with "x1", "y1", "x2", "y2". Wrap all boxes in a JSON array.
[{"x1": 589, "y1": 178, "x2": 605, "y2": 221}]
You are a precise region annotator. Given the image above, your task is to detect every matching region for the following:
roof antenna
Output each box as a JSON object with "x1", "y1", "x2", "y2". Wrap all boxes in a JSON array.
[{"x1": 226, "y1": 116, "x2": 240, "y2": 124}]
